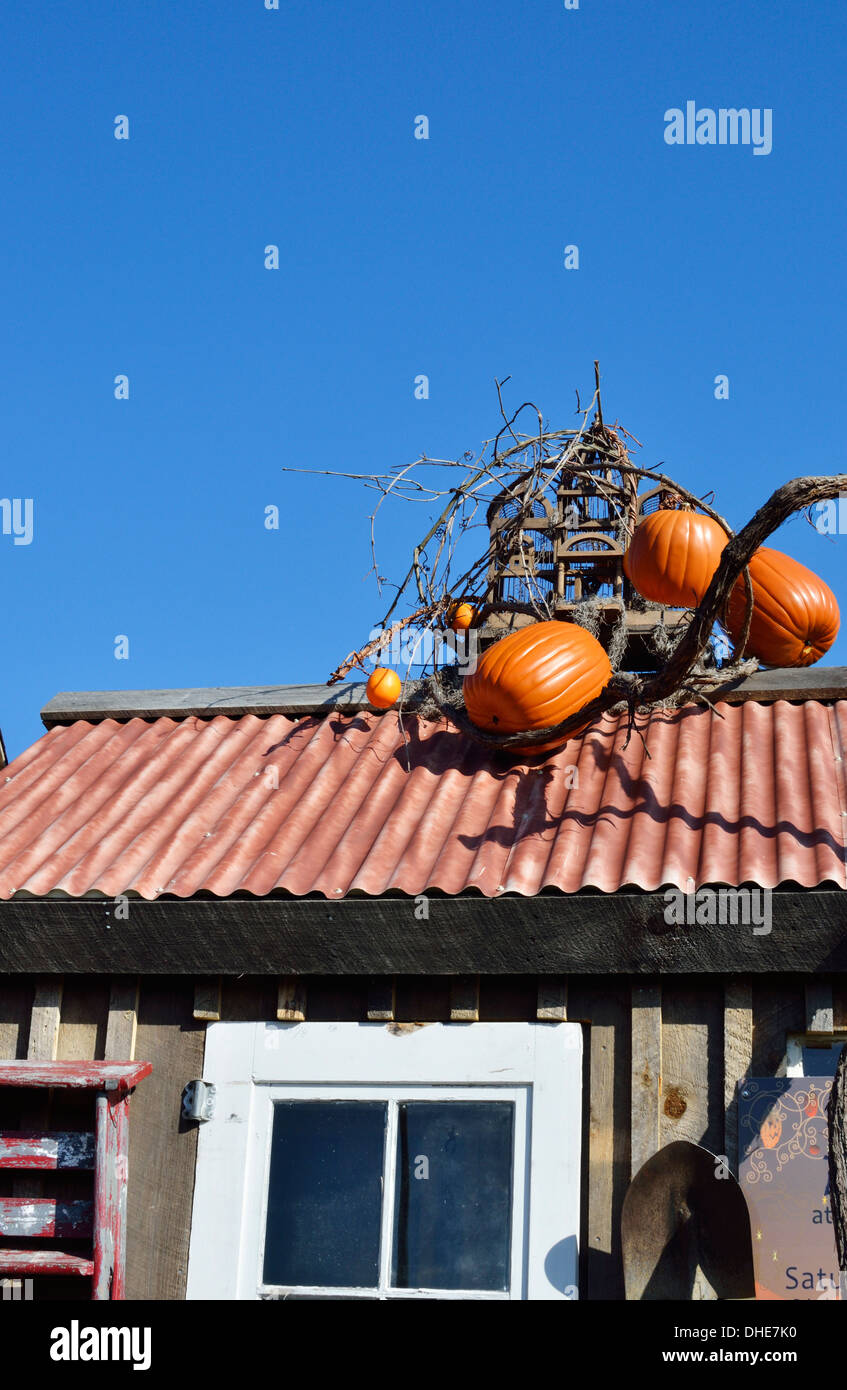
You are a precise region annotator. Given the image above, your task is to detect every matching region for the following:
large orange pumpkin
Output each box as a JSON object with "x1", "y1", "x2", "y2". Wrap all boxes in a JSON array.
[
  {"x1": 463, "y1": 621, "x2": 612, "y2": 752},
  {"x1": 623, "y1": 508, "x2": 728, "y2": 608},
  {"x1": 724, "y1": 547, "x2": 839, "y2": 667}
]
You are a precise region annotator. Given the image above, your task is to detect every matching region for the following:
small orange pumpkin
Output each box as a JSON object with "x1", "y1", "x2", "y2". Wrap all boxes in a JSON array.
[
  {"x1": 365, "y1": 667, "x2": 402, "y2": 708},
  {"x1": 463, "y1": 621, "x2": 612, "y2": 752},
  {"x1": 624, "y1": 508, "x2": 728, "y2": 608},
  {"x1": 724, "y1": 547, "x2": 839, "y2": 667},
  {"x1": 449, "y1": 602, "x2": 476, "y2": 632}
]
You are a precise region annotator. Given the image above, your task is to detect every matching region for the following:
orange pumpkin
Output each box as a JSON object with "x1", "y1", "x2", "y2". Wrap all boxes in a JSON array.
[
  {"x1": 365, "y1": 667, "x2": 402, "y2": 708},
  {"x1": 449, "y1": 602, "x2": 476, "y2": 631},
  {"x1": 724, "y1": 547, "x2": 839, "y2": 667},
  {"x1": 624, "y1": 508, "x2": 728, "y2": 608},
  {"x1": 463, "y1": 620, "x2": 612, "y2": 752}
]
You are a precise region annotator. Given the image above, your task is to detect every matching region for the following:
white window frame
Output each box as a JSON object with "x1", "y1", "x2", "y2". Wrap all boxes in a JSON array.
[{"x1": 186, "y1": 1021, "x2": 583, "y2": 1301}]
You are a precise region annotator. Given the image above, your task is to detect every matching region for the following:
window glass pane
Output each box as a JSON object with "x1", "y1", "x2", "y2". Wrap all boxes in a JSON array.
[
  {"x1": 392, "y1": 1101, "x2": 514, "y2": 1291},
  {"x1": 263, "y1": 1101, "x2": 386, "y2": 1288}
]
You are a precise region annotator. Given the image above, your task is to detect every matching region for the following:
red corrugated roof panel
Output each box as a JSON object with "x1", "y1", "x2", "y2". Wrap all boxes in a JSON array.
[{"x1": 0, "y1": 701, "x2": 844, "y2": 899}]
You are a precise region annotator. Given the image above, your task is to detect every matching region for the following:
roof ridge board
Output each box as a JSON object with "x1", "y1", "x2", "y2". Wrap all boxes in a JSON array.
[
  {"x1": 40, "y1": 681, "x2": 425, "y2": 727},
  {"x1": 39, "y1": 668, "x2": 847, "y2": 727}
]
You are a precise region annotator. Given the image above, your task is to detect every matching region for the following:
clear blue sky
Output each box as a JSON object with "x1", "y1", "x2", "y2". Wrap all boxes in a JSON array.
[{"x1": 1, "y1": 0, "x2": 844, "y2": 757}]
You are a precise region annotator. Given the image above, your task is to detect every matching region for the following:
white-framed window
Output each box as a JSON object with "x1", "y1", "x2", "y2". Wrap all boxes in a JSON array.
[{"x1": 186, "y1": 1021, "x2": 582, "y2": 1301}]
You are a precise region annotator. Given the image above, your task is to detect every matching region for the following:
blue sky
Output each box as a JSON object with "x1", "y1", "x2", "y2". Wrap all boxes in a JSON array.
[{"x1": 0, "y1": 0, "x2": 844, "y2": 757}]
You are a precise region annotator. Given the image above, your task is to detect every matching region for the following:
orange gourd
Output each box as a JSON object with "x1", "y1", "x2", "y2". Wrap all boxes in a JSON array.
[
  {"x1": 724, "y1": 547, "x2": 839, "y2": 667},
  {"x1": 624, "y1": 508, "x2": 727, "y2": 608},
  {"x1": 449, "y1": 602, "x2": 476, "y2": 631},
  {"x1": 463, "y1": 620, "x2": 612, "y2": 752},
  {"x1": 365, "y1": 667, "x2": 402, "y2": 708}
]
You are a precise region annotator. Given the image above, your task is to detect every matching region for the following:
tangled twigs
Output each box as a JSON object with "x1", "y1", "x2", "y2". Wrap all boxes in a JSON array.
[{"x1": 328, "y1": 602, "x2": 447, "y2": 683}]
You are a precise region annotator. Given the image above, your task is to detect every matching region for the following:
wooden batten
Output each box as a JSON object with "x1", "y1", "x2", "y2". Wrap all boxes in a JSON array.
[
  {"x1": 104, "y1": 979, "x2": 140, "y2": 1059},
  {"x1": 14, "y1": 977, "x2": 65, "y2": 1203},
  {"x1": 536, "y1": 977, "x2": 568, "y2": 1021},
  {"x1": 192, "y1": 978, "x2": 222, "y2": 1022},
  {"x1": 277, "y1": 976, "x2": 307, "y2": 1022},
  {"x1": 723, "y1": 977, "x2": 753, "y2": 1174},
  {"x1": 630, "y1": 981, "x2": 662, "y2": 1176},
  {"x1": 449, "y1": 975, "x2": 480, "y2": 1022},
  {"x1": 27, "y1": 977, "x2": 64, "y2": 1061},
  {"x1": 366, "y1": 976, "x2": 396, "y2": 1021},
  {"x1": 805, "y1": 978, "x2": 834, "y2": 1034}
]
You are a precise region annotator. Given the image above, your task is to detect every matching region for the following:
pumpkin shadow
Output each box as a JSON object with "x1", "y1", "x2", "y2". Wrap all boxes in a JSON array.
[{"x1": 391, "y1": 709, "x2": 846, "y2": 865}]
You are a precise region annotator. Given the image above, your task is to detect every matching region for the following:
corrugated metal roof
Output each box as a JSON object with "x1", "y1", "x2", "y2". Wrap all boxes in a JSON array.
[{"x1": 0, "y1": 701, "x2": 844, "y2": 900}]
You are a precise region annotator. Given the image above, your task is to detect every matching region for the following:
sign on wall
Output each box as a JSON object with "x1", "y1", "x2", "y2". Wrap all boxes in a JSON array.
[{"x1": 738, "y1": 1078, "x2": 840, "y2": 1300}]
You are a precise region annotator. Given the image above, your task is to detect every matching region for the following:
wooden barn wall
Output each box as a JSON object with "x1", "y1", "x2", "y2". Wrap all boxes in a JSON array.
[{"x1": 0, "y1": 970, "x2": 843, "y2": 1301}]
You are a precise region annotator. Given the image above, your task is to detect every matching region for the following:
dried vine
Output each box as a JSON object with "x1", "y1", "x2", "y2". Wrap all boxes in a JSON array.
[{"x1": 289, "y1": 373, "x2": 843, "y2": 751}]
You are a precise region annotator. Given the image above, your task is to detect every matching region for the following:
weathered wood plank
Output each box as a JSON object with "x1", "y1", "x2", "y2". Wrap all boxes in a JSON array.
[
  {"x1": 394, "y1": 977, "x2": 450, "y2": 1022},
  {"x1": 568, "y1": 977, "x2": 629, "y2": 1301},
  {"x1": 2, "y1": 894, "x2": 846, "y2": 974},
  {"x1": 805, "y1": 977, "x2": 834, "y2": 1033},
  {"x1": 27, "y1": 978, "x2": 63, "y2": 1061},
  {"x1": 660, "y1": 981, "x2": 724, "y2": 1155},
  {"x1": 104, "y1": 979, "x2": 140, "y2": 1059},
  {"x1": 0, "y1": 1197, "x2": 92, "y2": 1239},
  {"x1": 631, "y1": 981, "x2": 662, "y2": 1175},
  {"x1": 41, "y1": 682, "x2": 385, "y2": 727},
  {"x1": 15, "y1": 978, "x2": 64, "y2": 1203},
  {"x1": 0, "y1": 1062, "x2": 151, "y2": 1089},
  {"x1": 306, "y1": 977, "x2": 369, "y2": 1021},
  {"x1": 0, "y1": 1132, "x2": 94, "y2": 1169},
  {"x1": 449, "y1": 975, "x2": 480, "y2": 1022},
  {"x1": 56, "y1": 978, "x2": 109, "y2": 1062},
  {"x1": 0, "y1": 1250, "x2": 93, "y2": 1276},
  {"x1": 479, "y1": 976, "x2": 537, "y2": 1021},
  {"x1": 39, "y1": 667, "x2": 847, "y2": 728},
  {"x1": 0, "y1": 979, "x2": 34, "y2": 1061},
  {"x1": 723, "y1": 977, "x2": 753, "y2": 1174},
  {"x1": 367, "y1": 977, "x2": 396, "y2": 1021},
  {"x1": 707, "y1": 666, "x2": 847, "y2": 703},
  {"x1": 221, "y1": 976, "x2": 277, "y2": 1022},
  {"x1": 276, "y1": 977, "x2": 306, "y2": 1022},
  {"x1": 751, "y1": 979, "x2": 805, "y2": 1075},
  {"x1": 536, "y1": 977, "x2": 568, "y2": 1021},
  {"x1": 125, "y1": 980, "x2": 205, "y2": 1300},
  {"x1": 93, "y1": 1091, "x2": 128, "y2": 1300},
  {"x1": 192, "y1": 977, "x2": 222, "y2": 1022}
]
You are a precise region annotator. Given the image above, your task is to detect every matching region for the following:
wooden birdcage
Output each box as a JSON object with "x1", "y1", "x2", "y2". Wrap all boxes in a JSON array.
[{"x1": 483, "y1": 436, "x2": 688, "y2": 670}]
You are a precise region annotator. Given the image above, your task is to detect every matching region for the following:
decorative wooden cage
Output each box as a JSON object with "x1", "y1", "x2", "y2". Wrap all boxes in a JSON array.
[{"x1": 483, "y1": 438, "x2": 687, "y2": 669}]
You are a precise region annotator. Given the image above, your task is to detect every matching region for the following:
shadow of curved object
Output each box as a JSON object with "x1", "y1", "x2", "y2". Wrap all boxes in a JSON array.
[
  {"x1": 622, "y1": 1140, "x2": 755, "y2": 1300},
  {"x1": 543, "y1": 1233, "x2": 579, "y2": 1297}
]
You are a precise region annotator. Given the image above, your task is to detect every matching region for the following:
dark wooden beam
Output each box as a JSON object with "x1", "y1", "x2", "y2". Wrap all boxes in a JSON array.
[
  {"x1": 0, "y1": 893, "x2": 845, "y2": 975},
  {"x1": 706, "y1": 666, "x2": 847, "y2": 704},
  {"x1": 39, "y1": 666, "x2": 847, "y2": 728},
  {"x1": 40, "y1": 682, "x2": 387, "y2": 727}
]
